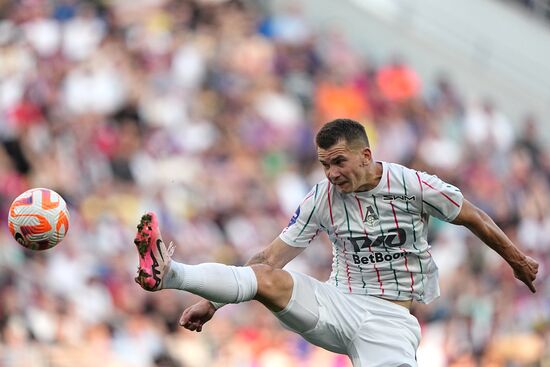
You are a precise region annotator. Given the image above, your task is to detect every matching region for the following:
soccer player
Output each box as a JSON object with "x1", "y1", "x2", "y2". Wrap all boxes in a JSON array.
[{"x1": 134, "y1": 118, "x2": 538, "y2": 366}]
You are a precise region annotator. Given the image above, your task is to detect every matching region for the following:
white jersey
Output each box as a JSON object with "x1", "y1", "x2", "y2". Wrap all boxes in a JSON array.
[{"x1": 280, "y1": 161, "x2": 464, "y2": 304}]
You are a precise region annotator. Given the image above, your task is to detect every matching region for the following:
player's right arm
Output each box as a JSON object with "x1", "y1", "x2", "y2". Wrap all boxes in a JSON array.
[
  {"x1": 417, "y1": 170, "x2": 538, "y2": 293},
  {"x1": 245, "y1": 237, "x2": 306, "y2": 268},
  {"x1": 452, "y1": 199, "x2": 539, "y2": 293}
]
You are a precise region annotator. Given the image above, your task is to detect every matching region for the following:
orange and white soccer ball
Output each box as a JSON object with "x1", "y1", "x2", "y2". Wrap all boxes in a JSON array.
[{"x1": 8, "y1": 188, "x2": 70, "y2": 250}]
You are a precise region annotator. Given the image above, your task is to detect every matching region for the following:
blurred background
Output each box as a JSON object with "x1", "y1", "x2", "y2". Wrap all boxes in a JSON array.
[{"x1": 0, "y1": 0, "x2": 549, "y2": 366}]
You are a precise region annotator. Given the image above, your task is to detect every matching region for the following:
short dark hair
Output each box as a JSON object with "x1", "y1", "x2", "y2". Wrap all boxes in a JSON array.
[{"x1": 315, "y1": 119, "x2": 370, "y2": 150}]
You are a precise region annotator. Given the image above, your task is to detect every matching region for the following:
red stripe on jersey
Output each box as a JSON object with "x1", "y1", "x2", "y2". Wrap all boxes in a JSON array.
[
  {"x1": 390, "y1": 202, "x2": 403, "y2": 242},
  {"x1": 387, "y1": 170, "x2": 402, "y2": 239},
  {"x1": 388, "y1": 169, "x2": 414, "y2": 293},
  {"x1": 417, "y1": 172, "x2": 434, "y2": 263},
  {"x1": 327, "y1": 181, "x2": 343, "y2": 288},
  {"x1": 308, "y1": 229, "x2": 320, "y2": 244},
  {"x1": 422, "y1": 180, "x2": 460, "y2": 207},
  {"x1": 342, "y1": 242, "x2": 353, "y2": 293},
  {"x1": 405, "y1": 251, "x2": 414, "y2": 293},
  {"x1": 415, "y1": 172, "x2": 423, "y2": 198},
  {"x1": 301, "y1": 190, "x2": 315, "y2": 205},
  {"x1": 415, "y1": 172, "x2": 425, "y2": 224},
  {"x1": 355, "y1": 195, "x2": 384, "y2": 295},
  {"x1": 416, "y1": 172, "x2": 422, "y2": 191}
]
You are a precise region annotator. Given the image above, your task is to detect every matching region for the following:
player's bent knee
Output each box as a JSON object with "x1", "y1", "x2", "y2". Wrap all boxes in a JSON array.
[{"x1": 251, "y1": 264, "x2": 294, "y2": 311}]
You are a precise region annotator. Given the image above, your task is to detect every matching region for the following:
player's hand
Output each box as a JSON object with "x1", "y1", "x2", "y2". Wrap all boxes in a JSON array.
[
  {"x1": 179, "y1": 299, "x2": 217, "y2": 332},
  {"x1": 512, "y1": 255, "x2": 539, "y2": 293}
]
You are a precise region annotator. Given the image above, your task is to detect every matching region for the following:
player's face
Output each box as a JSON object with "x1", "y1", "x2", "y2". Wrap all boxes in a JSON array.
[{"x1": 317, "y1": 140, "x2": 369, "y2": 193}]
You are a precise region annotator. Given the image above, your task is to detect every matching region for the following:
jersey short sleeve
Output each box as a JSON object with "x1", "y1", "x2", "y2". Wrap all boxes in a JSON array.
[
  {"x1": 279, "y1": 185, "x2": 321, "y2": 248},
  {"x1": 418, "y1": 171, "x2": 463, "y2": 222}
]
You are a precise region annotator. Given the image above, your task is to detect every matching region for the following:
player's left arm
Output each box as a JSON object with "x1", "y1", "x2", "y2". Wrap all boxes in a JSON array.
[{"x1": 452, "y1": 198, "x2": 539, "y2": 293}]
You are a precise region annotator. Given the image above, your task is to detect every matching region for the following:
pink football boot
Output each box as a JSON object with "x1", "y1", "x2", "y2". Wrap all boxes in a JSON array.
[{"x1": 134, "y1": 212, "x2": 175, "y2": 291}]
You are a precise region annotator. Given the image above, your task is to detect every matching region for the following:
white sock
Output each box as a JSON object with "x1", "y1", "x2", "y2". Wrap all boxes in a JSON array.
[{"x1": 163, "y1": 261, "x2": 258, "y2": 304}]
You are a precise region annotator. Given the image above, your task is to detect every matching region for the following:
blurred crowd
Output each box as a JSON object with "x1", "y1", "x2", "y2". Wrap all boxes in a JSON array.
[{"x1": 0, "y1": 0, "x2": 549, "y2": 366}]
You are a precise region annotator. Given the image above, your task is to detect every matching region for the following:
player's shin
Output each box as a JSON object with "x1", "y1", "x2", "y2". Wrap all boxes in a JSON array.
[{"x1": 163, "y1": 262, "x2": 258, "y2": 303}]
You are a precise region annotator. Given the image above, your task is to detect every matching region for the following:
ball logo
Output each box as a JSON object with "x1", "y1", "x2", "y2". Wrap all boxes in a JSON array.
[{"x1": 39, "y1": 188, "x2": 60, "y2": 210}]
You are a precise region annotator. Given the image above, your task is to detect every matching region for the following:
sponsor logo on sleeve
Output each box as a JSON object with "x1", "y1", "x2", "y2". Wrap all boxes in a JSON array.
[{"x1": 287, "y1": 206, "x2": 301, "y2": 227}]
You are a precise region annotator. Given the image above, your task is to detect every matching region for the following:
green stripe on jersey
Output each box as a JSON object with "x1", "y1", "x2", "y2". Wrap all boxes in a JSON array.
[
  {"x1": 294, "y1": 186, "x2": 319, "y2": 240},
  {"x1": 422, "y1": 200, "x2": 445, "y2": 217},
  {"x1": 343, "y1": 199, "x2": 366, "y2": 289},
  {"x1": 373, "y1": 195, "x2": 400, "y2": 295},
  {"x1": 402, "y1": 169, "x2": 424, "y2": 290},
  {"x1": 401, "y1": 169, "x2": 418, "y2": 244}
]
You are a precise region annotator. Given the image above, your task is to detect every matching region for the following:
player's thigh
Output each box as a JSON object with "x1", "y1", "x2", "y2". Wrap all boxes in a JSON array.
[
  {"x1": 273, "y1": 272, "x2": 358, "y2": 354},
  {"x1": 347, "y1": 299, "x2": 421, "y2": 367},
  {"x1": 348, "y1": 330, "x2": 418, "y2": 367}
]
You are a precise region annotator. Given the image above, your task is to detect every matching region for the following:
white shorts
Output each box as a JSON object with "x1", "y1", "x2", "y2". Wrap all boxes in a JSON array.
[{"x1": 274, "y1": 271, "x2": 421, "y2": 367}]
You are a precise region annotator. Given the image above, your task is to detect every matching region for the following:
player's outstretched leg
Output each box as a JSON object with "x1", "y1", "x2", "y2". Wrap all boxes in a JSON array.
[
  {"x1": 134, "y1": 212, "x2": 175, "y2": 291},
  {"x1": 133, "y1": 212, "x2": 258, "y2": 305}
]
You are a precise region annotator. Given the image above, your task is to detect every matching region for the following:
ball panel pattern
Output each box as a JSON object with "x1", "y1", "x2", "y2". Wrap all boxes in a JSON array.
[{"x1": 8, "y1": 188, "x2": 70, "y2": 250}]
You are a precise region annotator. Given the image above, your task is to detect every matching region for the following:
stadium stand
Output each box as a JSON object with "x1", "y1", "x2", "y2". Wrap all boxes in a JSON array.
[{"x1": 0, "y1": 0, "x2": 548, "y2": 366}]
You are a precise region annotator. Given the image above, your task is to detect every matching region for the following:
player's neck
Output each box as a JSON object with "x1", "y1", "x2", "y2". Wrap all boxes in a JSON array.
[{"x1": 356, "y1": 161, "x2": 383, "y2": 192}]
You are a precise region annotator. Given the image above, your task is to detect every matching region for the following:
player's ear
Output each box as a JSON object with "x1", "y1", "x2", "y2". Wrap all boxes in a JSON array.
[{"x1": 361, "y1": 147, "x2": 372, "y2": 165}]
